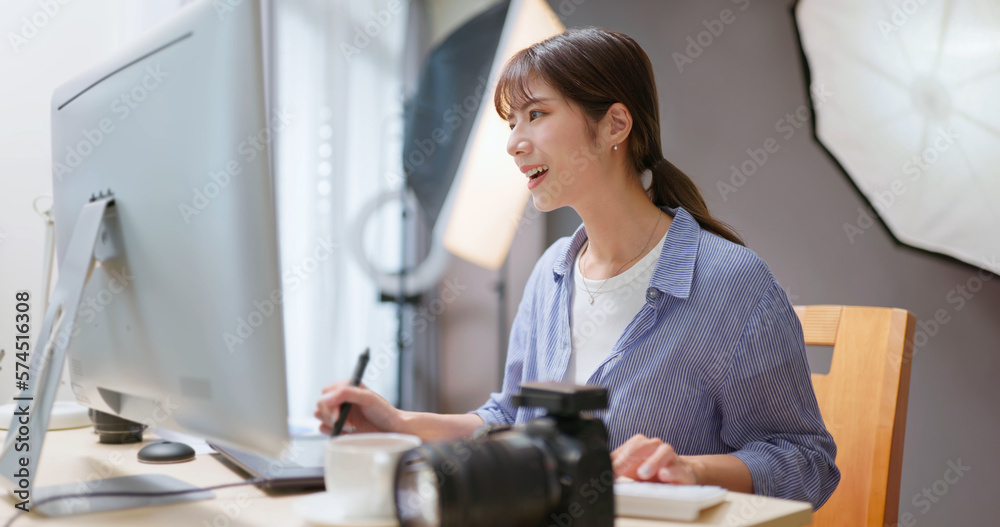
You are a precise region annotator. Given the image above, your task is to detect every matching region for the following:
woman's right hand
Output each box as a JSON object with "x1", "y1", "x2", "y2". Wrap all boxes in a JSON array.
[{"x1": 314, "y1": 380, "x2": 405, "y2": 435}]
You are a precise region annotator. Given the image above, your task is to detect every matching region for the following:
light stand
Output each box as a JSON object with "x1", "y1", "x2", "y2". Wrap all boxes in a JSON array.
[{"x1": 496, "y1": 257, "x2": 508, "y2": 390}]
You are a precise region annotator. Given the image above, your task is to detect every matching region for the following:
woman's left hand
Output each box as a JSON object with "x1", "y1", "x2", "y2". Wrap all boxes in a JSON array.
[{"x1": 610, "y1": 434, "x2": 701, "y2": 484}]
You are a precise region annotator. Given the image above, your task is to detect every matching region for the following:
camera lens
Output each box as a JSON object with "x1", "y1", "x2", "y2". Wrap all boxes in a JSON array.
[
  {"x1": 394, "y1": 434, "x2": 561, "y2": 527},
  {"x1": 394, "y1": 453, "x2": 441, "y2": 526}
]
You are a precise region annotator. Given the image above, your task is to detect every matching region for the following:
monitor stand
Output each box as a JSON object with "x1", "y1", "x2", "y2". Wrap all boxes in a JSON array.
[
  {"x1": 32, "y1": 473, "x2": 214, "y2": 516},
  {"x1": 0, "y1": 196, "x2": 212, "y2": 515}
]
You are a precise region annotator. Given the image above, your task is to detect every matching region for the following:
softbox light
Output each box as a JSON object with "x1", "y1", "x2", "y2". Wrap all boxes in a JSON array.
[{"x1": 795, "y1": 0, "x2": 1000, "y2": 274}]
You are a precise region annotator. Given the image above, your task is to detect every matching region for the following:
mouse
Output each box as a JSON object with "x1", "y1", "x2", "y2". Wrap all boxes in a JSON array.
[{"x1": 137, "y1": 441, "x2": 196, "y2": 464}]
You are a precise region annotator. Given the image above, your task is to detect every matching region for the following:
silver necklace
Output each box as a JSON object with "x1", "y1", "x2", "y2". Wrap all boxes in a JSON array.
[{"x1": 579, "y1": 212, "x2": 662, "y2": 305}]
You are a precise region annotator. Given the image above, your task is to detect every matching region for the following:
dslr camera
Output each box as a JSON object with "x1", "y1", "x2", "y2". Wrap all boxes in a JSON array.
[{"x1": 393, "y1": 382, "x2": 615, "y2": 527}]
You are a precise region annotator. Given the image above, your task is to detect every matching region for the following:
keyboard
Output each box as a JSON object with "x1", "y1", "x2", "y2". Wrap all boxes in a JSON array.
[{"x1": 614, "y1": 481, "x2": 728, "y2": 521}]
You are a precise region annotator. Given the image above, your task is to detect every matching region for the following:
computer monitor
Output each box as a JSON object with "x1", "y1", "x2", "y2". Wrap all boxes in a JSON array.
[{"x1": 0, "y1": 0, "x2": 289, "y2": 493}]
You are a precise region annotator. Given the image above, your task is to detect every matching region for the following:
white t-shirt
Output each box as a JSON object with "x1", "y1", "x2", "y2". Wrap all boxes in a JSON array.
[{"x1": 564, "y1": 231, "x2": 668, "y2": 385}]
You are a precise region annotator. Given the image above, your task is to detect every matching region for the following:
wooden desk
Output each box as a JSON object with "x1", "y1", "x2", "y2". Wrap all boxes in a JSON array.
[{"x1": 1, "y1": 428, "x2": 811, "y2": 526}]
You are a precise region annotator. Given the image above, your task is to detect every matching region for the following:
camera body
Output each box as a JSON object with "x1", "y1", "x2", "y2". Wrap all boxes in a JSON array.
[
  {"x1": 394, "y1": 382, "x2": 615, "y2": 527},
  {"x1": 510, "y1": 382, "x2": 616, "y2": 527}
]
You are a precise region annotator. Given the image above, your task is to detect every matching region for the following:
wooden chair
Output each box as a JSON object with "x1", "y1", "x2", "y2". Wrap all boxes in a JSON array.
[{"x1": 793, "y1": 305, "x2": 916, "y2": 527}]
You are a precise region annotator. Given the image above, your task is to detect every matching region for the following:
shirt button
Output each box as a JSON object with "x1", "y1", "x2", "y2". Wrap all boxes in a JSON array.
[{"x1": 646, "y1": 289, "x2": 660, "y2": 301}]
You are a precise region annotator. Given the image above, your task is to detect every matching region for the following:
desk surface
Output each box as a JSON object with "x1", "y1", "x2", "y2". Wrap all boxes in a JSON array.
[{"x1": 1, "y1": 428, "x2": 811, "y2": 526}]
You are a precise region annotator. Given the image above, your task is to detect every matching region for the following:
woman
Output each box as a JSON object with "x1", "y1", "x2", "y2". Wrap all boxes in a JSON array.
[{"x1": 316, "y1": 27, "x2": 839, "y2": 509}]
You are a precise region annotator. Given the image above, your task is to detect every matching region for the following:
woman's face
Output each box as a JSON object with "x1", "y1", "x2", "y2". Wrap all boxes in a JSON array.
[{"x1": 506, "y1": 77, "x2": 607, "y2": 212}]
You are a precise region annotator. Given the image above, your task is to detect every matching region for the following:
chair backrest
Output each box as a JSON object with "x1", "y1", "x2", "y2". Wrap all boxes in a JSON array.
[{"x1": 793, "y1": 305, "x2": 915, "y2": 527}]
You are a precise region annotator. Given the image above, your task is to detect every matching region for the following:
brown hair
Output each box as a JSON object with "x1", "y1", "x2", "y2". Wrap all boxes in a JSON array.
[{"x1": 494, "y1": 27, "x2": 744, "y2": 246}]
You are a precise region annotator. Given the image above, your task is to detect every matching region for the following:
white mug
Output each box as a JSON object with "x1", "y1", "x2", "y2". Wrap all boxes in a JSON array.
[{"x1": 324, "y1": 433, "x2": 422, "y2": 520}]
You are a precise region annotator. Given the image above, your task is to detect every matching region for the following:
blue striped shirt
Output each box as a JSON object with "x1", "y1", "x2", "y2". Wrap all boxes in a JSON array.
[{"x1": 473, "y1": 206, "x2": 840, "y2": 509}]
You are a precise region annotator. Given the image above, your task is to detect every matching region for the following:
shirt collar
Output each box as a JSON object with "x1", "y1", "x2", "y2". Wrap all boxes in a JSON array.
[{"x1": 552, "y1": 206, "x2": 699, "y2": 300}]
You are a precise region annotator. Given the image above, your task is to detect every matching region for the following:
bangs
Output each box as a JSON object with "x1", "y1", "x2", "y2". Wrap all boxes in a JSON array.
[{"x1": 493, "y1": 49, "x2": 544, "y2": 121}]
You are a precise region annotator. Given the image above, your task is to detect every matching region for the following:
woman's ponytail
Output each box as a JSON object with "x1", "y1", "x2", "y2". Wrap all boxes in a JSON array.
[{"x1": 648, "y1": 158, "x2": 745, "y2": 246}]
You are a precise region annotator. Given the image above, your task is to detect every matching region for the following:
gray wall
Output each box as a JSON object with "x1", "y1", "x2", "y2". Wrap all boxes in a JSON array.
[{"x1": 439, "y1": 0, "x2": 999, "y2": 524}]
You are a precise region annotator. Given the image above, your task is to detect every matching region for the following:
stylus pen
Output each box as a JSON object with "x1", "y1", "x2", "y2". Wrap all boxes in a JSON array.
[{"x1": 331, "y1": 348, "x2": 370, "y2": 437}]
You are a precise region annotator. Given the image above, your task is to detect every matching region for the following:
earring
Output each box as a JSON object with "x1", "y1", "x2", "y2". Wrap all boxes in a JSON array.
[{"x1": 613, "y1": 140, "x2": 618, "y2": 151}]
